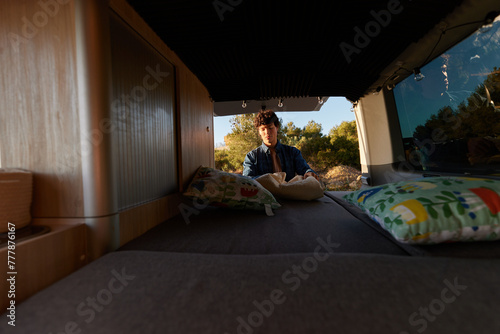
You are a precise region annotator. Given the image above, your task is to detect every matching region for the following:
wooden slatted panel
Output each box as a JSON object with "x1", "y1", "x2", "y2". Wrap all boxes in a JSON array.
[
  {"x1": 109, "y1": 13, "x2": 177, "y2": 210},
  {"x1": 110, "y1": 0, "x2": 214, "y2": 192}
]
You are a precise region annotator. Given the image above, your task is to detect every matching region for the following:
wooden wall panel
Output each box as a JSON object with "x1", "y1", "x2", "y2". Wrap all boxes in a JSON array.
[
  {"x1": 178, "y1": 69, "x2": 215, "y2": 189},
  {"x1": 0, "y1": 0, "x2": 84, "y2": 217}
]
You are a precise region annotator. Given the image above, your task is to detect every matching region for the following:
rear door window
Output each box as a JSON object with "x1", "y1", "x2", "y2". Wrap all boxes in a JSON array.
[{"x1": 394, "y1": 15, "x2": 500, "y2": 175}]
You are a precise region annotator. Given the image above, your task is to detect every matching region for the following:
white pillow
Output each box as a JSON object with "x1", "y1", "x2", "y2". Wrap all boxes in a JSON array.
[{"x1": 256, "y1": 172, "x2": 325, "y2": 201}]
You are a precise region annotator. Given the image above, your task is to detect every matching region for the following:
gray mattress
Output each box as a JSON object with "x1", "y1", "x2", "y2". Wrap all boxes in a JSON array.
[
  {"x1": 119, "y1": 194, "x2": 500, "y2": 258},
  {"x1": 119, "y1": 195, "x2": 411, "y2": 256},
  {"x1": 5, "y1": 194, "x2": 500, "y2": 333},
  {"x1": 4, "y1": 250, "x2": 500, "y2": 334}
]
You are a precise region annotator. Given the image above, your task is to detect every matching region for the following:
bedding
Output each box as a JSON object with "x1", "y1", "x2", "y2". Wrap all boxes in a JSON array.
[
  {"x1": 342, "y1": 177, "x2": 500, "y2": 244},
  {"x1": 119, "y1": 195, "x2": 410, "y2": 256},
  {"x1": 183, "y1": 166, "x2": 281, "y2": 216},
  {"x1": 326, "y1": 192, "x2": 500, "y2": 258},
  {"x1": 3, "y1": 250, "x2": 500, "y2": 334},
  {"x1": 255, "y1": 172, "x2": 325, "y2": 201}
]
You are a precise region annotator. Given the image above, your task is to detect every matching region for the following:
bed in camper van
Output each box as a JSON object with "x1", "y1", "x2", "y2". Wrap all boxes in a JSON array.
[{"x1": 1, "y1": 0, "x2": 500, "y2": 333}]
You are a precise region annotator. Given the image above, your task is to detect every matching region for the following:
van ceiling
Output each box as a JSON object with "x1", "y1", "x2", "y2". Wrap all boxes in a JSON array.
[{"x1": 126, "y1": 0, "x2": 467, "y2": 103}]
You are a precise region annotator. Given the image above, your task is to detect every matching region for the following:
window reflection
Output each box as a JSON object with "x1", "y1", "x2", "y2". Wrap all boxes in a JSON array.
[{"x1": 394, "y1": 16, "x2": 500, "y2": 174}]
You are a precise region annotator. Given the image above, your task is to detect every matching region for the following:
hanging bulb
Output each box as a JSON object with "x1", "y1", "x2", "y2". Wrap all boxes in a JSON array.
[
  {"x1": 414, "y1": 68, "x2": 425, "y2": 82},
  {"x1": 318, "y1": 96, "x2": 324, "y2": 104},
  {"x1": 373, "y1": 86, "x2": 382, "y2": 95},
  {"x1": 242, "y1": 100, "x2": 247, "y2": 108},
  {"x1": 278, "y1": 98, "x2": 284, "y2": 108}
]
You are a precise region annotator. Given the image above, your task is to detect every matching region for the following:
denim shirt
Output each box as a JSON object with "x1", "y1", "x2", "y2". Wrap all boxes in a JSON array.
[{"x1": 243, "y1": 141, "x2": 315, "y2": 181}]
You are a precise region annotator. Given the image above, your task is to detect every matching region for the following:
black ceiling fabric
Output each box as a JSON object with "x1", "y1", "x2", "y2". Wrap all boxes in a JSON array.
[{"x1": 126, "y1": 0, "x2": 463, "y2": 102}]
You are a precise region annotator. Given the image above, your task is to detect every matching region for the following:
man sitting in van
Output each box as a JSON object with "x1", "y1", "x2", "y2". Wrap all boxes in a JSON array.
[{"x1": 243, "y1": 110, "x2": 319, "y2": 181}]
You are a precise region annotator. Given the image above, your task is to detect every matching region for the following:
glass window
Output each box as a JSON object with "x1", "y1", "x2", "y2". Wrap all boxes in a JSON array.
[{"x1": 394, "y1": 15, "x2": 500, "y2": 175}]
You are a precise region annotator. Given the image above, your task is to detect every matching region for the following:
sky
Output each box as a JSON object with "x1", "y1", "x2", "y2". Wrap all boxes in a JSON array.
[{"x1": 213, "y1": 97, "x2": 356, "y2": 146}]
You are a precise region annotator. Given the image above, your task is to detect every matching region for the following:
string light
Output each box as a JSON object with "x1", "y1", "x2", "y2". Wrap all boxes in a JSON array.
[
  {"x1": 278, "y1": 98, "x2": 284, "y2": 108},
  {"x1": 369, "y1": 13, "x2": 498, "y2": 95},
  {"x1": 242, "y1": 100, "x2": 247, "y2": 108},
  {"x1": 318, "y1": 96, "x2": 324, "y2": 104}
]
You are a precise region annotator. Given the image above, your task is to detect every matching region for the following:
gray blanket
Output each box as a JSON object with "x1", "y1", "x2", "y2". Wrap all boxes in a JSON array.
[
  {"x1": 119, "y1": 196, "x2": 410, "y2": 255},
  {"x1": 3, "y1": 250, "x2": 499, "y2": 333}
]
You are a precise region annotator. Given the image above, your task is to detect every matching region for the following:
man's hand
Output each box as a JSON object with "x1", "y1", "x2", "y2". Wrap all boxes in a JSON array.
[{"x1": 304, "y1": 172, "x2": 319, "y2": 180}]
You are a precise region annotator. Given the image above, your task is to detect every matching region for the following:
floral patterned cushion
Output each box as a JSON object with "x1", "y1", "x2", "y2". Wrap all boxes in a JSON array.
[
  {"x1": 183, "y1": 166, "x2": 281, "y2": 215},
  {"x1": 343, "y1": 176, "x2": 500, "y2": 244}
]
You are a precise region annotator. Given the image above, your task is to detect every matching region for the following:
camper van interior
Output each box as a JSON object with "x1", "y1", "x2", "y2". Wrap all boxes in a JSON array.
[{"x1": 1, "y1": 0, "x2": 500, "y2": 333}]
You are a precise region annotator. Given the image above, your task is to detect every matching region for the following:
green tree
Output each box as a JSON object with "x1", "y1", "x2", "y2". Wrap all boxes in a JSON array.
[
  {"x1": 282, "y1": 121, "x2": 302, "y2": 146},
  {"x1": 284, "y1": 121, "x2": 302, "y2": 137},
  {"x1": 302, "y1": 120, "x2": 322, "y2": 138},
  {"x1": 214, "y1": 149, "x2": 234, "y2": 171},
  {"x1": 296, "y1": 135, "x2": 333, "y2": 170},
  {"x1": 296, "y1": 121, "x2": 359, "y2": 171},
  {"x1": 228, "y1": 113, "x2": 257, "y2": 135},
  {"x1": 224, "y1": 113, "x2": 261, "y2": 172},
  {"x1": 330, "y1": 135, "x2": 360, "y2": 168},
  {"x1": 329, "y1": 120, "x2": 358, "y2": 141},
  {"x1": 328, "y1": 120, "x2": 360, "y2": 169}
]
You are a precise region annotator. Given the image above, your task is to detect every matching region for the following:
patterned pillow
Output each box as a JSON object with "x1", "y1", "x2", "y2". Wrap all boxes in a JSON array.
[
  {"x1": 343, "y1": 176, "x2": 500, "y2": 244},
  {"x1": 183, "y1": 166, "x2": 281, "y2": 216}
]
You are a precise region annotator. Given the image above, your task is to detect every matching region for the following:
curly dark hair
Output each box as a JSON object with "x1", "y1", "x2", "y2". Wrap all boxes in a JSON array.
[{"x1": 254, "y1": 110, "x2": 280, "y2": 128}]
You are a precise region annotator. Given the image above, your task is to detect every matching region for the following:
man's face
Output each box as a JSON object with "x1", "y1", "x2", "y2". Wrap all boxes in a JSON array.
[{"x1": 258, "y1": 123, "x2": 278, "y2": 147}]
